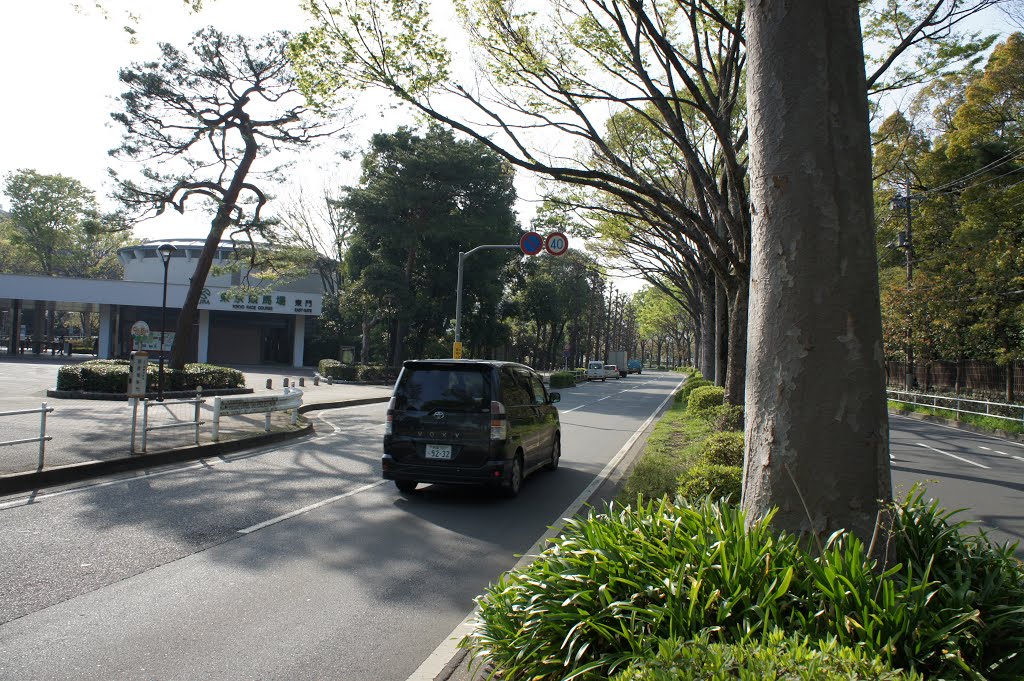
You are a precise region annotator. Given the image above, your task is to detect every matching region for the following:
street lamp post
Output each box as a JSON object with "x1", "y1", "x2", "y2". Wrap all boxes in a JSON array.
[
  {"x1": 454, "y1": 244, "x2": 520, "y2": 357},
  {"x1": 157, "y1": 243, "x2": 177, "y2": 401}
]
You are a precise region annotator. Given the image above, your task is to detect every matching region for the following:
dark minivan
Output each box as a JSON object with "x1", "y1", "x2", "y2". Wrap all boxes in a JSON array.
[{"x1": 382, "y1": 359, "x2": 561, "y2": 496}]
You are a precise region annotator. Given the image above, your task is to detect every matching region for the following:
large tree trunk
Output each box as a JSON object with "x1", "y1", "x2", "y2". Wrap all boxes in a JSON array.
[
  {"x1": 743, "y1": 0, "x2": 891, "y2": 545},
  {"x1": 700, "y1": 273, "x2": 716, "y2": 378},
  {"x1": 723, "y1": 277, "x2": 748, "y2": 406},
  {"x1": 170, "y1": 130, "x2": 259, "y2": 369},
  {"x1": 715, "y1": 279, "x2": 729, "y2": 387}
]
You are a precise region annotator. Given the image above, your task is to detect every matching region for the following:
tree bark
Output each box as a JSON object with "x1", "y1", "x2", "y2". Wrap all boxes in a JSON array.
[
  {"x1": 723, "y1": 278, "x2": 748, "y2": 406},
  {"x1": 743, "y1": 0, "x2": 891, "y2": 545},
  {"x1": 700, "y1": 272, "x2": 716, "y2": 379},
  {"x1": 715, "y1": 279, "x2": 729, "y2": 387}
]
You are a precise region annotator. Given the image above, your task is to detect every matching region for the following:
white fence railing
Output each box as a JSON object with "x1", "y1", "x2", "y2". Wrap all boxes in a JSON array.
[
  {"x1": 0, "y1": 402, "x2": 54, "y2": 469},
  {"x1": 210, "y1": 388, "x2": 302, "y2": 441},
  {"x1": 132, "y1": 393, "x2": 206, "y2": 454},
  {"x1": 887, "y1": 389, "x2": 1024, "y2": 426}
]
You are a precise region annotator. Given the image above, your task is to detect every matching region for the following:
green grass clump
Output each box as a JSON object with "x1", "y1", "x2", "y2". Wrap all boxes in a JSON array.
[
  {"x1": 612, "y1": 631, "x2": 918, "y2": 680},
  {"x1": 674, "y1": 377, "x2": 710, "y2": 403},
  {"x1": 620, "y1": 402, "x2": 712, "y2": 500},
  {"x1": 465, "y1": 491, "x2": 1024, "y2": 681}
]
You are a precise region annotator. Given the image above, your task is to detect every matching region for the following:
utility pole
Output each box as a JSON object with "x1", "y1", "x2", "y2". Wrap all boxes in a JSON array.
[
  {"x1": 892, "y1": 177, "x2": 916, "y2": 391},
  {"x1": 454, "y1": 244, "x2": 520, "y2": 358}
]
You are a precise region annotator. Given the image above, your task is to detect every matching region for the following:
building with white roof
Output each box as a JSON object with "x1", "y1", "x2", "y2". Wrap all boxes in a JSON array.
[{"x1": 1, "y1": 239, "x2": 324, "y2": 367}]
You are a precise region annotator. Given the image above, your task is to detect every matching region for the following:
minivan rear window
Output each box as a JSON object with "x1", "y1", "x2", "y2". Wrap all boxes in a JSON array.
[{"x1": 395, "y1": 367, "x2": 491, "y2": 412}]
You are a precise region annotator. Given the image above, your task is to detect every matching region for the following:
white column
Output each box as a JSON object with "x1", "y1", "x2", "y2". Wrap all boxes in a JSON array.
[
  {"x1": 197, "y1": 309, "x2": 210, "y2": 364},
  {"x1": 292, "y1": 314, "x2": 305, "y2": 368},
  {"x1": 98, "y1": 305, "x2": 113, "y2": 359}
]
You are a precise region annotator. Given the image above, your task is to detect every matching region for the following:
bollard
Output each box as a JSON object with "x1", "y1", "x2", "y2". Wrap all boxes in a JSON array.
[
  {"x1": 266, "y1": 378, "x2": 273, "y2": 389},
  {"x1": 327, "y1": 376, "x2": 333, "y2": 385},
  {"x1": 283, "y1": 377, "x2": 289, "y2": 388},
  {"x1": 299, "y1": 377, "x2": 305, "y2": 387},
  {"x1": 313, "y1": 375, "x2": 319, "y2": 386}
]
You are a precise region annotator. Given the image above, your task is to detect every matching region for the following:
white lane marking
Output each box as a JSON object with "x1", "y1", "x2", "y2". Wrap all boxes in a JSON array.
[
  {"x1": 995, "y1": 450, "x2": 1009, "y2": 456},
  {"x1": 980, "y1": 446, "x2": 992, "y2": 451},
  {"x1": 237, "y1": 480, "x2": 387, "y2": 534},
  {"x1": 406, "y1": 376, "x2": 687, "y2": 681},
  {"x1": 916, "y1": 442, "x2": 990, "y2": 469},
  {"x1": 1013, "y1": 456, "x2": 1024, "y2": 463},
  {"x1": 562, "y1": 405, "x2": 585, "y2": 413},
  {"x1": 596, "y1": 396, "x2": 611, "y2": 401}
]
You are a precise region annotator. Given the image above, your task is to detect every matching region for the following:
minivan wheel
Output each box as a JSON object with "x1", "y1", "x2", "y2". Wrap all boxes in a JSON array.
[
  {"x1": 504, "y1": 454, "x2": 523, "y2": 497},
  {"x1": 545, "y1": 438, "x2": 560, "y2": 471},
  {"x1": 395, "y1": 480, "x2": 418, "y2": 494}
]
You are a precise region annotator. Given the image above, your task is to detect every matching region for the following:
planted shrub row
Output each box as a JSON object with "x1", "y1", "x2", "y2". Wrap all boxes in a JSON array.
[
  {"x1": 467, "y1": 492, "x2": 1024, "y2": 680},
  {"x1": 317, "y1": 359, "x2": 400, "y2": 384},
  {"x1": 548, "y1": 371, "x2": 577, "y2": 389},
  {"x1": 56, "y1": 360, "x2": 244, "y2": 393}
]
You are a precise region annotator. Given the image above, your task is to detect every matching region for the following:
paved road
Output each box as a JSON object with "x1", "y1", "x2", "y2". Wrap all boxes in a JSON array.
[
  {"x1": 890, "y1": 412, "x2": 1024, "y2": 554},
  {"x1": 0, "y1": 372, "x2": 683, "y2": 681}
]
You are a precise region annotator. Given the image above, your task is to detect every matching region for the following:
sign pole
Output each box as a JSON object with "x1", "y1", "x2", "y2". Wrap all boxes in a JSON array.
[{"x1": 453, "y1": 244, "x2": 520, "y2": 358}]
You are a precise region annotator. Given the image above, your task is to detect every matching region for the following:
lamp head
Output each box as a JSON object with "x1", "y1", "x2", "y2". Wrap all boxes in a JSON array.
[{"x1": 157, "y1": 243, "x2": 177, "y2": 265}]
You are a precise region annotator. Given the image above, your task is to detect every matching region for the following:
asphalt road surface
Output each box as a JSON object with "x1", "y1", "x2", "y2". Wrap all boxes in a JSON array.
[
  {"x1": 889, "y1": 412, "x2": 1024, "y2": 555},
  {"x1": 0, "y1": 372, "x2": 684, "y2": 681}
]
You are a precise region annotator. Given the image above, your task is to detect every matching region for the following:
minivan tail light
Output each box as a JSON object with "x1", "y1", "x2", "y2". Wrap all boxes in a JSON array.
[
  {"x1": 490, "y1": 400, "x2": 507, "y2": 440},
  {"x1": 385, "y1": 396, "x2": 396, "y2": 435}
]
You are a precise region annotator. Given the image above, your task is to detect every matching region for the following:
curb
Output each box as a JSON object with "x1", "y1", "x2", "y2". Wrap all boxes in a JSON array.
[
  {"x1": 0, "y1": 396, "x2": 391, "y2": 496},
  {"x1": 44, "y1": 387, "x2": 254, "y2": 401}
]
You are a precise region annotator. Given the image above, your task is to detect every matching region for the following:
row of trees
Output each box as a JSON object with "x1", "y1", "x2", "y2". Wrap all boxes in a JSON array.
[{"x1": 874, "y1": 33, "x2": 1024, "y2": 400}]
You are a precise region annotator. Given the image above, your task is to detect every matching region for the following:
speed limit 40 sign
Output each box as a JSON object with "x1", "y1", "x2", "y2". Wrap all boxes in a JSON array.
[{"x1": 544, "y1": 232, "x2": 569, "y2": 256}]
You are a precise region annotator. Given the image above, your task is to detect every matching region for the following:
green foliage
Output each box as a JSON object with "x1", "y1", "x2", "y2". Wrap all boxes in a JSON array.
[
  {"x1": 342, "y1": 126, "x2": 520, "y2": 364},
  {"x1": 686, "y1": 385, "x2": 725, "y2": 417},
  {"x1": 55, "y1": 360, "x2": 243, "y2": 393},
  {"x1": 318, "y1": 359, "x2": 358, "y2": 381},
  {"x1": 698, "y1": 432, "x2": 744, "y2": 467},
  {"x1": 549, "y1": 371, "x2": 577, "y2": 389},
  {"x1": 612, "y1": 631, "x2": 917, "y2": 680},
  {"x1": 677, "y1": 464, "x2": 742, "y2": 502},
  {"x1": 466, "y1": 497, "x2": 804, "y2": 681},
  {"x1": 712, "y1": 404, "x2": 745, "y2": 432},
  {"x1": 889, "y1": 400, "x2": 1024, "y2": 435},
  {"x1": 467, "y1": 487, "x2": 1024, "y2": 681},
  {"x1": 2, "y1": 169, "x2": 132, "y2": 278},
  {"x1": 620, "y1": 402, "x2": 711, "y2": 501},
  {"x1": 674, "y1": 377, "x2": 710, "y2": 403},
  {"x1": 355, "y1": 364, "x2": 400, "y2": 384}
]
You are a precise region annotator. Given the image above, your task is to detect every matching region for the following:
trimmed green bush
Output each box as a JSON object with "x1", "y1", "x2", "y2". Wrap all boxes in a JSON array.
[
  {"x1": 674, "y1": 377, "x2": 710, "y2": 403},
  {"x1": 356, "y1": 364, "x2": 400, "y2": 384},
  {"x1": 713, "y1": 404, "x2": 745, "y2": 431},
  {"x1": 56, "y1": 360, "x2": 243, "y2": 393},
  {"x1": 612, "y1": 632, "x2": 917, "y2": 680},
  {"x1": 548, "y1": 371, "x2": 576, "y2": 389},
  {"x1": 677, "y1": 463, "x2": 742, "y2": 501},
  {"x1": 686, "y1": 385, "x2": 725, "y2": 417},
  {"x1": 698, "y1": 431, "x2": 744, "y2": 467},
  {"x1": 317, "y1": 359, "x2": 357, "y2": 380}
]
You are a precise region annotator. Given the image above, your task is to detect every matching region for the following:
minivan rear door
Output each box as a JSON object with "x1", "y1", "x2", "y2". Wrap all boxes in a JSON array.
[{"x1": 390, "y1": 364, "x2": 493, "y2": 467}]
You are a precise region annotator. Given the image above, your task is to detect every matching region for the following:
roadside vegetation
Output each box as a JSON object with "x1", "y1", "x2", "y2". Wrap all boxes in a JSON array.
[
  {"x1": 463, "y1": 369, "x2": 1024, "y2": 680},
  {"x1": 889, "y1": 400, "x2": 1024, "y2": 436},
  {"x1": 56, "y1": 360, "x2": 244, "y2": 394}
]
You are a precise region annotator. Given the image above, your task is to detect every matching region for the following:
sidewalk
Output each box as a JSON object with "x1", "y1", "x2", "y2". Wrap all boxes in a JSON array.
[{"x1": 0, "y1": 357, "x2": 392, "y2": 494}]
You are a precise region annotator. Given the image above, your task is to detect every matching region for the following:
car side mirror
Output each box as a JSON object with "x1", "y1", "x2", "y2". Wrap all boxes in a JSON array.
[{"x1": 548, "y1": 392, "x2": 560, "y2": 404}]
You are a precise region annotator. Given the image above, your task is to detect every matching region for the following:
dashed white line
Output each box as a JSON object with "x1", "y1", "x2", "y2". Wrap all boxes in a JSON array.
[
  {"x1": 237, "y1": 480, "x2": 387, "y2": 534},
  {"x1": 916, "y1": 442, "x2": 990, "y2": 469}
]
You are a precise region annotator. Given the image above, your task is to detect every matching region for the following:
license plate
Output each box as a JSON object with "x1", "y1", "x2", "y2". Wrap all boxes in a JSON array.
[{"x1": 425, "y1": 444, "x2": 453, "y2": 460}]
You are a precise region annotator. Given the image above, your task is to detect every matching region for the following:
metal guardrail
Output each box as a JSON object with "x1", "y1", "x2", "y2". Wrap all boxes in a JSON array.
[
  {"x1": 0, "y1": 402, "x2": 54, "y2": 470},
  {"x1": 887, "y1": 389, "x2": 1024, "y2": 426},
  {"x1": 132, "y1": 393, "x2": 206, "y2": 454},
  {"x1": 210, "y1": 387, "x2": 302, "y2": 441}
]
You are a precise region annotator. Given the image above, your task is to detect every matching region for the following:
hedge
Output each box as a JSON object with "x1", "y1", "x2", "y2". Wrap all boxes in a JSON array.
[
  {"x1": 686, "y1": 385, "x2": 725, "y2": 417},
  {"x1": 549, "y1": 371, "x2": 577, "y2": 389},
  {"x1": 677, "y1": 463, "x2": 742, "y2": 501},
  {"x1": 56, "y1": 360, "x2": 244, "y2": 393},
  {"x1": 317, "y1": 359, "x2": 400, "y2": 384}
]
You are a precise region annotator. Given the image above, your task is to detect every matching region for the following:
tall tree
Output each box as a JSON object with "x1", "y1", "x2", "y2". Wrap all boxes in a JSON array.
[
  {"x1": 743, "y1": 1, "x2": 890, "y2": 543},
  {"x1": 343, "y1": 126, "x2": 520, "y2": 365},
  {"x1": 1, "y1": 169, "x2": 131, "y2": 278},
  {"x1": 109, "y1": 27, "x2": 335, "y2": 368}
]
